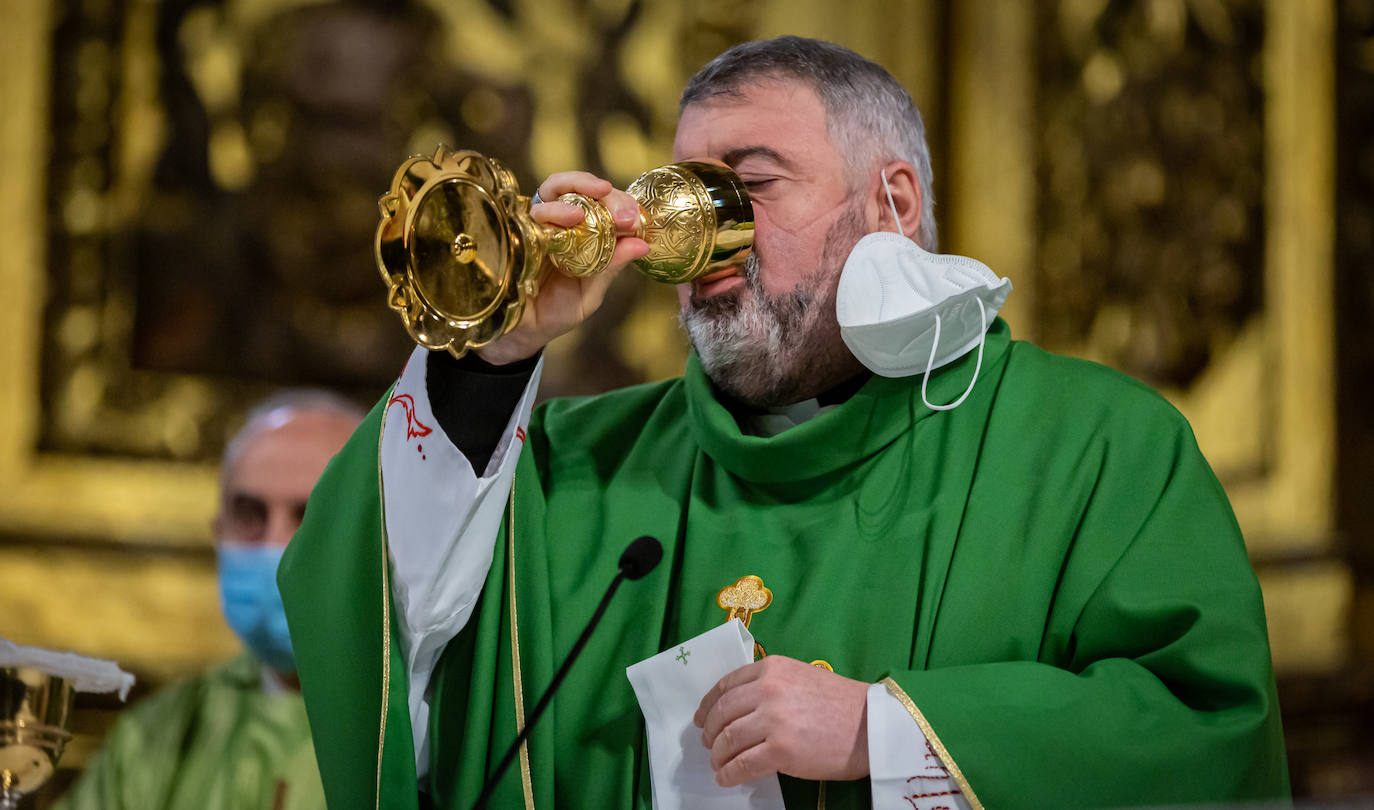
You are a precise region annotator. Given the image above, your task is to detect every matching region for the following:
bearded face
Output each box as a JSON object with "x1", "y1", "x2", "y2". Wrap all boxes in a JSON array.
[
  {"x1": 679, "y1": 196, "x2": 867, "y2": 408},
  {"x1": 670, "y1": 79, "x2": 886, "y2": 408}
]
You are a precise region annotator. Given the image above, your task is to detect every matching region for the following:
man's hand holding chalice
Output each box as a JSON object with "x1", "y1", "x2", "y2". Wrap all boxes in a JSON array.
[
  {"x1": 474, "y1": 172, "x2": 649, "y2": 366},
  {"x1": 374, "y1": 147, "x2": 754, "y2": 364}
]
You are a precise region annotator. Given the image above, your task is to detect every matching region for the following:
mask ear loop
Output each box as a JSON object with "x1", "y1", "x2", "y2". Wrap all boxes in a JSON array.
[
  {"x1": 921, "y1": 298, "x2": 987, "y2": 412},
  {"x1": 880, "y1": 169, "x2": 905, "y2": 237}
]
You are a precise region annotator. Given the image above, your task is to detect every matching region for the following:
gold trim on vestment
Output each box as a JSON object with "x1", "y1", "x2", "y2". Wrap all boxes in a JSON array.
[
  {"x1": 507, "y1": 477, "x2": 536, "y2": 809},
  {"x1": 375, "y1": 396, "x2": 394, "y2": 810},
  {"x1": 879, "y1": 677, "x2": 984, "y2": 810}
]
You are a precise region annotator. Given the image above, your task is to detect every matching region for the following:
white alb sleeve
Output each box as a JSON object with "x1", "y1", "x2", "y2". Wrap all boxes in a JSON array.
[
  {"x1": 867, "y1": 682, "x2": 974, "y2": 810},
  {"x1": 380, "y1": 345, "x2": 543, "y2": 777}
]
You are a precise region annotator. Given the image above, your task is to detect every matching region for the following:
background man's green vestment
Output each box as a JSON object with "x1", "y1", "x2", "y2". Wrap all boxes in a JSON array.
[
  {"x1": 279, "y1": 321, "x2": 1288, "y2": 809},
  {"x1": 55, "y1": 653, "x2": 325, "y2": 810}
]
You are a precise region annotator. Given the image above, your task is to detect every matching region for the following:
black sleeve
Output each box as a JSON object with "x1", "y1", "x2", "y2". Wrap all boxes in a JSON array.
[{"x1": 425, "y1": 350, "x2": 539, "y2": 473}]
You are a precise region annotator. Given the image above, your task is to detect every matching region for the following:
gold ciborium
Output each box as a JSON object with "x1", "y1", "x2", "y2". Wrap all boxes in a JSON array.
[
  {"x1": 375, "y1": 146, "x2": 754, "y2": 357},
  {"x1": 1, "y1": 668, "x2": 73, "y2": 810}
]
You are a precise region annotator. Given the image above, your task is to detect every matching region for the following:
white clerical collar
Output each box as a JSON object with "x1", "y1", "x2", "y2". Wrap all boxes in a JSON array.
[{"x1": 741, "y1": 397, "x2": 834, "y2": 438}]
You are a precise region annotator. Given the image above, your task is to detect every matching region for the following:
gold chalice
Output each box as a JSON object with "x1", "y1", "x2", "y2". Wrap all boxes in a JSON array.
[
  {"x1": 375, "y1": 146, "x2": 754, "y2": 357},
  {"x1": 1, "y1": 642, "x2": 134, "y2": 809},
  {"x1": 1, "y1": 668, "x2": 74, "y2": 810}
]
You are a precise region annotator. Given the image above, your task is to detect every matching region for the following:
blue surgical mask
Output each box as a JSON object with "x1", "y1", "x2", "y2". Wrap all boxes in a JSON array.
[{"x1": 216, "y1": 542, "x2": 295, "y2": 673}]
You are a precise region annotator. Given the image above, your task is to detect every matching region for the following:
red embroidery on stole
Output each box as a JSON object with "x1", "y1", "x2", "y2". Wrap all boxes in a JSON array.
[
  {"x1": 386, "y1": 393, "x2": 433, "y2": 441},
  {"x1": 387, "y1": 393, "x2": 433, "y2": 460}
]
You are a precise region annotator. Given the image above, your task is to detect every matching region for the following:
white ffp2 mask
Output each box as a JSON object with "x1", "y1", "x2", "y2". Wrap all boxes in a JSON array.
[{"x1": 836, "y1": 171, "x2": 1012, "y2": 410}]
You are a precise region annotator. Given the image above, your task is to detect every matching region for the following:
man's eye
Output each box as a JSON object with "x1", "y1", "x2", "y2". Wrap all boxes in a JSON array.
[
  {"x1": 742, "y1": 179, "x2": 775, "y2": 190},
  {"x1": 227, "y1": 495, "x2": 268, "y2": 542}
]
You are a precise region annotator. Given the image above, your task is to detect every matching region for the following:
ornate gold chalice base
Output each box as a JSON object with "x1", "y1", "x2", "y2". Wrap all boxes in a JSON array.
[
  {"x1": 0, "y1": 668, "x2": 75, "y2": 810},
  {"x1": 375, "y1": 146, "x2": 755, "y2": 357}
]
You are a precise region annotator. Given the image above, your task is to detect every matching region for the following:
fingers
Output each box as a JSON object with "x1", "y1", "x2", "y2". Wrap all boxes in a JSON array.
[
  {"x1": 559, "y1": 236, "x2": 647, "y2": 322},
  {"x1": 693, "y1": 657, "x2": 873, "y2": 786},
  {"x1": 604, "y1": 236, "x2": 649, "y2": 275},
  {"x1": 700, "y1": 678, "x2": 763, "y2": 749},
  {"x1": 695, "y1": 661, "x2": 764, "y2": 729},
  {"x1": 536, "y1": 171, "x2": 612, "y2": 202},
  {"x1": 532, "y1": 173, "x2": 641, "y2": 236},
  {"x1": 715, "y1": 739, "x2": 785, "y2": 788},
  {"x1": 602, "y1": 188, "x2": 642, "y2": 235},
  {"x1": 474, "y1": 169, "x2": 642, "y2": 364},
  {"x1": 530, "y1": 200, "x2": 589, "y2": 228},
  {"x1": 698, "y1": 677, "x2": 779, "y2": 787}
]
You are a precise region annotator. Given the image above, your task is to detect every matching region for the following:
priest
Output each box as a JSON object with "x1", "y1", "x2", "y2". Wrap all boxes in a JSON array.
[{"x1": 279, "y1": 36, "x2": 1289, "y2": 809}]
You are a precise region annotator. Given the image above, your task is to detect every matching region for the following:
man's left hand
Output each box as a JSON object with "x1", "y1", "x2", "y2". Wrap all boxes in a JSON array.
[{"x1": 693, "y1": 655, "x2": 870, "y2": 787}]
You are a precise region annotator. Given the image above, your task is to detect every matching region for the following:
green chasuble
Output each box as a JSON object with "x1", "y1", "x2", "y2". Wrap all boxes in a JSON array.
[
  {"x1": 279, "y1": 319, "x2": 1287, "y2": 809},
  {"x1": 55, "y1": 652, "x2": 325, "y2": 810}
]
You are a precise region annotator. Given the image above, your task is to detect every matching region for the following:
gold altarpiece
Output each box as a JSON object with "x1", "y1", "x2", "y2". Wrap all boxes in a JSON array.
[{"x1": 0, "y1": 0, "x2": 1365, "y2": 796}]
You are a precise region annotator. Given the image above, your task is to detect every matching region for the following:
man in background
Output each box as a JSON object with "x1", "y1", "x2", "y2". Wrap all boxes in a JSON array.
[{"x1": 57, "y1": 390, "x2": 362, "y2": 810}]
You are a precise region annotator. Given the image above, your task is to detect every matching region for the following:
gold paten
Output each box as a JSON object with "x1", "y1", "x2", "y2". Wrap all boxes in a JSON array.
[
  {"x1": 375, "y1": 146, "x2": 754, "y2": 357},
  {"x1": 0, "y1": 668, "x2": 74, "y2": 810}
]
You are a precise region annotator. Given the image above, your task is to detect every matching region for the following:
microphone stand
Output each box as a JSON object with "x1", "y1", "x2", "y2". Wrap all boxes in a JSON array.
[{"x1": 470, "y1": 571, "x2": 627, "y2": 810}]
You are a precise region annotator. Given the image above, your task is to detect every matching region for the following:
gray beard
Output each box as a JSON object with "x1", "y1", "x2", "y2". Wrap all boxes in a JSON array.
[{"x1": 679, "y1": 202, "x2": 865, "y2": 408}]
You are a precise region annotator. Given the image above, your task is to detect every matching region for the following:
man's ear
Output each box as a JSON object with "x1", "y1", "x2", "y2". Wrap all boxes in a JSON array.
[{"x1": 874, "y1": 161, "x2": 922, "y2": 239}]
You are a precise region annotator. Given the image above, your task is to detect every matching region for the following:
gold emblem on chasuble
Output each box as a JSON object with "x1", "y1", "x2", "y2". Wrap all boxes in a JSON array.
[
  {"x1": 716, "y1": 575, "x2": 772, "y2": 627},
  {"x1": 717, "y1": 575, "x2": 772, "y2": 660},
  {"x1": 715, "y1": 574, "x2": 833, "y2": 670}
]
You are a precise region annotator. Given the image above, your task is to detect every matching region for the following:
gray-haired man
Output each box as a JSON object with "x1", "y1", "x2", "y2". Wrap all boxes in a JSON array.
[{"x1": 281, "y1": 37, "x2": 1288, "y2": 809}]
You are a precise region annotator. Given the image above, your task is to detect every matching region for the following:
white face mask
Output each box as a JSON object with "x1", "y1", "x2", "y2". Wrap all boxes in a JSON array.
[{"x1": 835, "y1": 170, "x2": 1013, "y2": 410}]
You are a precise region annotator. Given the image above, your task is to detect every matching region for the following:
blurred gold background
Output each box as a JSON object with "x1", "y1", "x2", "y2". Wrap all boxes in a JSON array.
[{"x1": 2, "y1": 0, "x2": 1371, "y2": 800}]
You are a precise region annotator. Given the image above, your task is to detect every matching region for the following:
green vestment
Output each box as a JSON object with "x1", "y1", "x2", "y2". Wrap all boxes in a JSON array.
[
  {"x1": 55, "y1": 652, "x2": 325, "y2": 810},
  {"x1": 279, "y1": 320, "x2": 1287, "y2": 809}
]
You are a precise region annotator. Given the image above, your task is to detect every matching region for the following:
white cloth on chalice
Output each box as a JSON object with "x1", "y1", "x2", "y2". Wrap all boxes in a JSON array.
[{"x1": 0, "y1": 639, "x2": 135, "y2": 700}]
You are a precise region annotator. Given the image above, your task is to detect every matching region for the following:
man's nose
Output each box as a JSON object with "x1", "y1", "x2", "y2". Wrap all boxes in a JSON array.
[{"x1": 265, "y1": 507, "x2": 302, "y2": 549}]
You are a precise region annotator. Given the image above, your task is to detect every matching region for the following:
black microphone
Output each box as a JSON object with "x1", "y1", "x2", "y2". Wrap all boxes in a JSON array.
[
  {"x1": 471, "y1": 536, "x2": 663, "y2": 810},
  {"x1": 618, "y1": 535, "x2": 663, "y2": 580}
]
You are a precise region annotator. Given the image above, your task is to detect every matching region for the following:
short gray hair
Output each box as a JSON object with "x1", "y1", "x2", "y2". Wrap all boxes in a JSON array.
[
  {"x1": 681, "y1": 36, "x2": 938, "y2": 251},
  {"x1": 221, "y1": 389, "x2": 365, "y2": 487}
]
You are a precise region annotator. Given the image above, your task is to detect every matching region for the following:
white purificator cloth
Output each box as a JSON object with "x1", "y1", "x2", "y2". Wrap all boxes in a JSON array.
[{"x1": 626, "y1": 620, "x2": 786, "y2": 810}]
